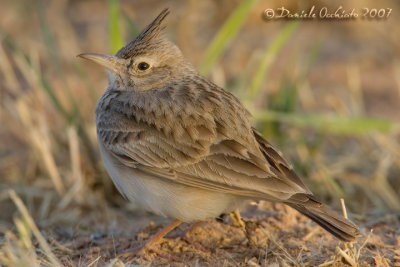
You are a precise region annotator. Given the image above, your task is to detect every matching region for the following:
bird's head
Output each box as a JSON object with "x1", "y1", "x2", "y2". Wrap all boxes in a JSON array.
[{"x1": 78, "y1": 8, "x2": 193, "y2": 91}]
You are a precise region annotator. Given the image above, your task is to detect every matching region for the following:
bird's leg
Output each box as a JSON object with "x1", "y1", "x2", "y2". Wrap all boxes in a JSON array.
[
  {"x1": 119, "y1": 219, "x2": 182, "y2": 257},
  {"x1": 230, "y1": 209, "x2": 246, "y2": 230},
  {"x1": 167, "y1": 221, "x2": 203, "y2": 239},
  {"x1": 143, "y1": 219, "x2": 183, "y2": 249},
  {"x1": 230, "y1": 210, "x2": 257, "y2": 246}
]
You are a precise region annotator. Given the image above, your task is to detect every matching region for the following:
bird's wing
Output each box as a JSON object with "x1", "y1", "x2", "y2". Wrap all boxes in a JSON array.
[
  {"x1": 101, "y1": 120, "x2": 311, "y2": 200},
  {"x1": 97, "y1": 88, "x2": 311, "y2": 201},
  {"x1": 172, "y1": 128, "x2": 312, "y2": 200},
  {"x1": 251, "y1": 128, "x2": 311, "y2": 193}
]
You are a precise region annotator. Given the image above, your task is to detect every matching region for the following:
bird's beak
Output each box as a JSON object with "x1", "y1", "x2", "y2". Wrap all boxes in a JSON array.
[{"x1": 77, "y1": 53, "x2": 123, "y2": 73}]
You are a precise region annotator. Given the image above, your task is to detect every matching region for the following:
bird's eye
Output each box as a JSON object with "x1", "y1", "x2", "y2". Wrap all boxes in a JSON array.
[{"x1": 137, "y1": 62, "x2": 150, "y2": 71}]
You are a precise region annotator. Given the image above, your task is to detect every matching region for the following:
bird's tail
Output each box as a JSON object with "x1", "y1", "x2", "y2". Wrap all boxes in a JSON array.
[{"x1": 286, "y1": 194, "x2": 359, "y2": 242}]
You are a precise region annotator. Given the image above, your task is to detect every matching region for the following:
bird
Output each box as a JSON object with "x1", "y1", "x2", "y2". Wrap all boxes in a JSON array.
[{"x1": 78, "y1": 8, "x2": 359, "y2": 251}]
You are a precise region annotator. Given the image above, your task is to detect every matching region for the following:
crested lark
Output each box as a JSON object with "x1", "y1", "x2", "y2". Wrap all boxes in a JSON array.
[{"x1": 79, "y1": 9, "x2": 359, "y2": 250}]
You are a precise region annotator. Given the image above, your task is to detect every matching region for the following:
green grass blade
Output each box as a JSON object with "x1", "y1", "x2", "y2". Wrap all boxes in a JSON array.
[
  {"x1": 268, "y1": 41, "x2": 321, "y2": 113},
  {"x1": 295, "y1": 40, "x2": 322, "y2": 86},
  {"x1": 108, "y1": 0, "x2": 124, "y2": 55},
  {"x1": 199, "y1": 0, "x2": 257, "y2": 75},
  {"x1": 247, "y1": 21, "x2": 299, "y2": 101},
  {"x1": 269, "y1": 80, "x2": 298, "y2": 113},
  {"x1": 254, "y1": 111, "x2": 398, "y2": 135}
]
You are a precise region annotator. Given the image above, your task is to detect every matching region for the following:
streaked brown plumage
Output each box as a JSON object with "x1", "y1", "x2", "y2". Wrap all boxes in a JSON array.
[{"x1": 79, "y1": 9, "x2": 359, "y2": 244}]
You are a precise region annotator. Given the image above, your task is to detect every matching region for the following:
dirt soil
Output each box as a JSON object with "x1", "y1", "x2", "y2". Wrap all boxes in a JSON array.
[{"x1": 47, "y1": 202, "x2": 399, "y2": 266}]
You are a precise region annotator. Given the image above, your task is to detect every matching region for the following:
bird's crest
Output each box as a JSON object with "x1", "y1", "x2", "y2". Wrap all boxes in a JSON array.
[{"x1": 116, "y1": 8, "x2": 170, "y2": 59}]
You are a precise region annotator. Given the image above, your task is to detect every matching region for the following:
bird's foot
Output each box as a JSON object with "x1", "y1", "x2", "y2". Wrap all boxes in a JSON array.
[{"x1": 230, "y1": 209, "x2": 246, "y2": 230}]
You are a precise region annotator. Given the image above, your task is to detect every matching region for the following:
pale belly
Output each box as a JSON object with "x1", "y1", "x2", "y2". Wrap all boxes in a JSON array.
[{"x1": 99, "y1": 142, "x2": 246, "y2": 222}]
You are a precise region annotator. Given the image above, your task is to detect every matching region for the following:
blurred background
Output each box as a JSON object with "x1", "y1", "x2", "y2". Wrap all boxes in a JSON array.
[{"x1": 0, "y1": 0, "x2": 399, "y2": 265}]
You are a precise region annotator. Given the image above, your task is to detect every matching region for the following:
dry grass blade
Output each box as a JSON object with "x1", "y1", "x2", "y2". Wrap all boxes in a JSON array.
[
  {"x1": 16, "y1": 103, "x2": 65, "y2": 195},
  {"x1": 8, "y1": 190, "x2": 63, "y2": 267},
  {"x1": 340, "y1": 198, "x2": 348, "y2": 219},
  {"x1": 58, "y1": 127, "x2": 84, "y2": 209},
  {"x1": 105, "y1": 258, "x2": 126, "y2": 267},
  {"x1": 394, "y1": 61, "x2": 400, "y2": 98},
  {"x1": 317, "y1": 260, "x2": 336, "y2": 267},
  {"x1": 346, "y1": 63, "x2": 364, "y2": 115},
  {"x1": 0, "y1": 43, "x2": 19, "y2": 93},
  {"x1": 356, "y1": 230, "x2": 373, "y2": 262},
  {"x1": 0, "y1": 230, "x2": 39, "y2": 267},
  {"x1": 337, "y1": 247, "x2": 357, "y2": 267},
  {"x1": 87, "y1": 255, "x2": 102, "y2": 267},
  {"x1": 372, "y1": 153, "x2": 400, "y2": 211}
]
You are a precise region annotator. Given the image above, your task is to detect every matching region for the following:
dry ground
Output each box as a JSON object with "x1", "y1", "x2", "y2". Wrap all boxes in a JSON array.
[
  {"x1": 2, "y1": 196, "x2": 399, "y2": 266},
  {"x1": 53, "y1": 203, "x2": 400, "y2": 266}
]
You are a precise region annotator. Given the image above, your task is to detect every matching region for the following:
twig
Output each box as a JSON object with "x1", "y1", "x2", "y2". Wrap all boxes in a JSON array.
[{"x1": 340, "y1": 198, "x2": 348, "y2": 219}]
